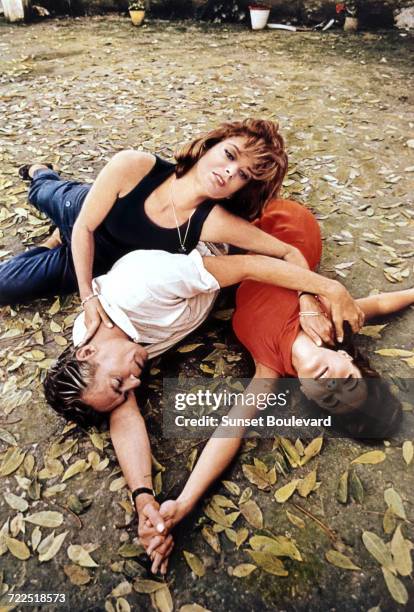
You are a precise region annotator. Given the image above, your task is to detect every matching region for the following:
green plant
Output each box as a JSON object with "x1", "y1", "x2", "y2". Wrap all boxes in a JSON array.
[{"x1": 128, "y1": 0, "x2": 145, "y2": 10}]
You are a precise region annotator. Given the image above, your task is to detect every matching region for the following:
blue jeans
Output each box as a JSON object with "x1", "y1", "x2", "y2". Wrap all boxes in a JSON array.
[{"x1": 0, "y1": 170, "x2": 115, "y2": 306}]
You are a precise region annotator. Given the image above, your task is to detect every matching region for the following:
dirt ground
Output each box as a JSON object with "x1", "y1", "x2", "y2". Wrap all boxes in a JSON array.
[{"x1": 0, "y1": 15, "x2": 413, "y2": 612}]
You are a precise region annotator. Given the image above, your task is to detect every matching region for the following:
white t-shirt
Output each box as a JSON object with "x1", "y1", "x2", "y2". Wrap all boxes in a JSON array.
[{"x1": 72, "y1": 246, "x2": 220, "y2": 359}]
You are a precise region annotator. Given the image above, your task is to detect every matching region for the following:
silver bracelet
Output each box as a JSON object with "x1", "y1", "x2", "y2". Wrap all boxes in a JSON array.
[
  {"x1": 299, "y1": 311, "x2": 322, "y2": 317},
  {"x1": 81, "y1": 293, "x2": 99, "y2": 309}
]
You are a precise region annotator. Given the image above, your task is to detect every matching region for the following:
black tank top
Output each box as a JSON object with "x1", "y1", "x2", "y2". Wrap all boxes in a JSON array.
[{"x1": 97, "y1": 156, "x2": 215, "y2": 257}]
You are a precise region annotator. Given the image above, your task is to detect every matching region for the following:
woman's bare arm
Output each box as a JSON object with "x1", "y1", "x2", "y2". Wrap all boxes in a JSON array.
[
  {"x1": 144, "y1": 366, "x2": 280, "y2": 561},
  {"x1": 200, "y1": 205, "x2": 309, "y2": 269},
  {"x1": 202, "y1": 253, "x2": 364, "y2": 342},
  {"x1": 356, "y1": 288, "x2": 414, "y2": 320},
  {"x1": 71, "y1": 150, "x2": 154, "y2": 342}
]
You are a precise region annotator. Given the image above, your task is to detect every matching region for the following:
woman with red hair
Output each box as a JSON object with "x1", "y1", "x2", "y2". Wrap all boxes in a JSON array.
[{"x1": 1, "y1": 119, "x2": 363, "y2": 344}]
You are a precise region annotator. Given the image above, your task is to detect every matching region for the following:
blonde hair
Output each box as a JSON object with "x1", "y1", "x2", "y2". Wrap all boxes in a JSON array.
[{"x1": 174, "y1": 118, "x2": 288, "y2": 220}]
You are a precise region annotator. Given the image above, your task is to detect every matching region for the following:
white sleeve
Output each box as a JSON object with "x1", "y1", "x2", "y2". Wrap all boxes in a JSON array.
[{"x1": 146, "y1": 250, "x2": 220, "y2": 302}]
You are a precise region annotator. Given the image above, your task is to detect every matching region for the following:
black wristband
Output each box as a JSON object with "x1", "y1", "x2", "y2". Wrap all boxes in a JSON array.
[{"x1": 131, "y1": 487, "x2": 155, "y2": 506}]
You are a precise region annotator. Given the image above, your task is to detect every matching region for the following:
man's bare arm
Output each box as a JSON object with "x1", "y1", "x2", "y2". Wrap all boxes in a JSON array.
[{"x1": 109, "y1": 395, "x2": 168, "y2": 536}]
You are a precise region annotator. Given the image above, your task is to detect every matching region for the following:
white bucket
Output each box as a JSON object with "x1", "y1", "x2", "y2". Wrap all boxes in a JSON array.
[{"x1": 250, "y1": 8, "x2": 270, "y2": 30}]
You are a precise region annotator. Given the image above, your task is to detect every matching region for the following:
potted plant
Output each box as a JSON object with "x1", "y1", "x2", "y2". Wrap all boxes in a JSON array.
[
  {"x1": 128, "y1": 0, "x2": 146, "y2": 26},
  {"x1": 248, "y1": 3, "x2": 271, "y2": 30},
  {"x1": 336, "y1": 2, "x2": 359, "y2": 31}
]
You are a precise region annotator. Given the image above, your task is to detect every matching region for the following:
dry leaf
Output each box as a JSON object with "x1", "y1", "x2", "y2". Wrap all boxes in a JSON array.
[
  {"x1": 0, "y1": 428, "x2": 17, "y2": 446},
  {"x1": 325, "y1": 549, "x2": 360, "y2": 571},
  {"x1": 183, "y1": 551, "x2": 205, "y2": 577},
  {"x1": 201, "y1": 525, "x2": 221, "y2": 554},
  {"x1": 351, "y1": 450, "x2": 386, "y2": 465},
  {"x1": 3, "y1": 492, "x2": 28, "y2": 512},
  {"x1": 384, "y1": 488, "x2": 406, "y2": 520},
  {"x1": 31, "y1": 525, "x2": 42, "y2": 551},
  {"x1": 375, "y1": 348, "x2": 413, "y2": 357},
  {"x1": 297, "y1": 469, "x2": 317, "y2": 498},
  {"x1": 235, "y1": 527, "x2": 249, "y2": 548},
  {"x1": 383, "y1": 508, "x2": 397, "y2": 535},
  {"x1": 204, "y1": 503, "x2": 239, "y2": 528},
  {"x1": 109, "y1": 476, "x2": 127, "y2": 492},
  {"x1": 48, "y1": 297, "x2": 61, "y2": 315},
  {"x1": 43, "y1": 483, "x2": 67, "y2": 498},
  {"x1": 224, "y1": 528, "x2": 237, "y2": 544},
  {"x1": 89, "y1": 432, "x2": 104, "y2": 451},
  {"x1": 286, "y1": 510, "x2": 305, "y2": 529},
  {"x1": 37, "y1": 531, "x2": 56, "y2": 555},
  {"x1": 0, "y1": 447, "x2": 26, "y2": 477},
  {"x1": 382, "y1": 567, "x2": 408, "y2": 605},
  {"x1": 362, "y1": 531, "x2": 394, "y2": 570},
  {"x1": 301, "y1": 437, "x2": 323, "y2": 465},
  {"x1": 61, "y1": 459, "x2": 88, "y2": 482},
  {"x1": 5, "y1": 535, "x2": 30, "y2": 560},
  {"x1": 67, "y1": 544, "x2": 98, "y2": 567},
  {"x1": 38, "y1": 458, "x2": 64, "y2": 480},
  {"x1": 222, "y1": 480, "x2": 240, "y2": 496},
  {"x1": 239, "y1": 500, "x2": 263, "y2": 529},
  {"x1": 358, "y1": 324, "x2": 387, "y2": 339},
  {"x1": 179, "y1": 606, "x2": 211, "y2": 612},
  {"x1": 38, "y1": 531, "x2": 68, "y2": 562},
  {"x1": 177, "y1": 343, "x2": 203, "y2": 353},
  {"x1": 337, "y1": 471, "x2": 348, "y2": 504},
  {"x1": 115, "y1": 598, "x2": 131, "y2": 612},
  {"x1": 274, "y1": 480, "x2": 299, "y2": 503},
  {"x1": 211, "y1": 495, "x2": 237, "y2": 509},
  {"x1": 112, "y1": 581, "x2": 132, "y2": 597},
  {"x1": 402, "y1": 441, "x2": 413, "y2": 466},
  {"x1": 64, "y1": 564, "x2": 91, "y2": 585},
  {"x1": 250, "y1": 535, "x2": 302, "y2": 561},
  {"x1": 238, "y1": 487, "x2": 252, "y2": 505},
  {"x1": 279, "y1": 438, "x2": 301, "y2": 467},
  {"x1": 118, "y1": 542, "x2": 145, "y2": 558},
  {"x1": 186, "y1": 448, "x2": 198, "y2": 472},
  {"x1": 25, "y1": 511, "x2": 63, "y2": 528},
  {"x1": 133, "y1": 578, "x2": 166, "y2": 593},
  {"x1": 48, "y1": 439, "x2": 77, "y2": 459},
  {"x1": 242, "y1": 464, "x2": 270, "y2": 490},
  {"x1": 152, "y1": 585, "x2": 173, "y2": 612},
  {"x1": 349, "y1": 470, "x2": 364, "y2": 504},
  {"x1": 247, "y1": 550, "x2": 288, "y2": 576},
  {"x1": 232, "y1": 563, "x2": 257, "y2": 577},
  {"x1": 390, "y1": 525, "x2": 412, "y2": 577}
]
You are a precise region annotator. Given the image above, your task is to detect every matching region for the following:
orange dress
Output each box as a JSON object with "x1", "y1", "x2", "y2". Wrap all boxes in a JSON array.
[{"x1": 232, "y1": 199, "x2": 322, "y2": 376}]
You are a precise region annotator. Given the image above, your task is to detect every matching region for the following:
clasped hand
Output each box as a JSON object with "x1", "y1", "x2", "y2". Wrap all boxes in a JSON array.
[{"x1": 137, "y1": 499, "x2": 179, "y2": 575}]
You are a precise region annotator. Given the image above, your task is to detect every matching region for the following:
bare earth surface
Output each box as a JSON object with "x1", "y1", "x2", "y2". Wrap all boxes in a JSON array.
[{"x1": 0, "y1": 15, "x2": 413, "y2": 612}]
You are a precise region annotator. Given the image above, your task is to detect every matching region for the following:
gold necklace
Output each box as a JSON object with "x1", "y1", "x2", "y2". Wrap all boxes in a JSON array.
[{"x1": 170, "y1": 176, "x2": 194, "y2": 254}]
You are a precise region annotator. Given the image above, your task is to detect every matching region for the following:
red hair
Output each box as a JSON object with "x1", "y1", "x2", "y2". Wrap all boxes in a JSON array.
[{"x1": 174, "y1": 118, "x2": 288, "y2": 220}]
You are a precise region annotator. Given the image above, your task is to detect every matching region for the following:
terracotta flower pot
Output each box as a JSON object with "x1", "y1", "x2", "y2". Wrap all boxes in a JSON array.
[{"x1": 129, "y1": 10, "x2": 145, "y2": 26}]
